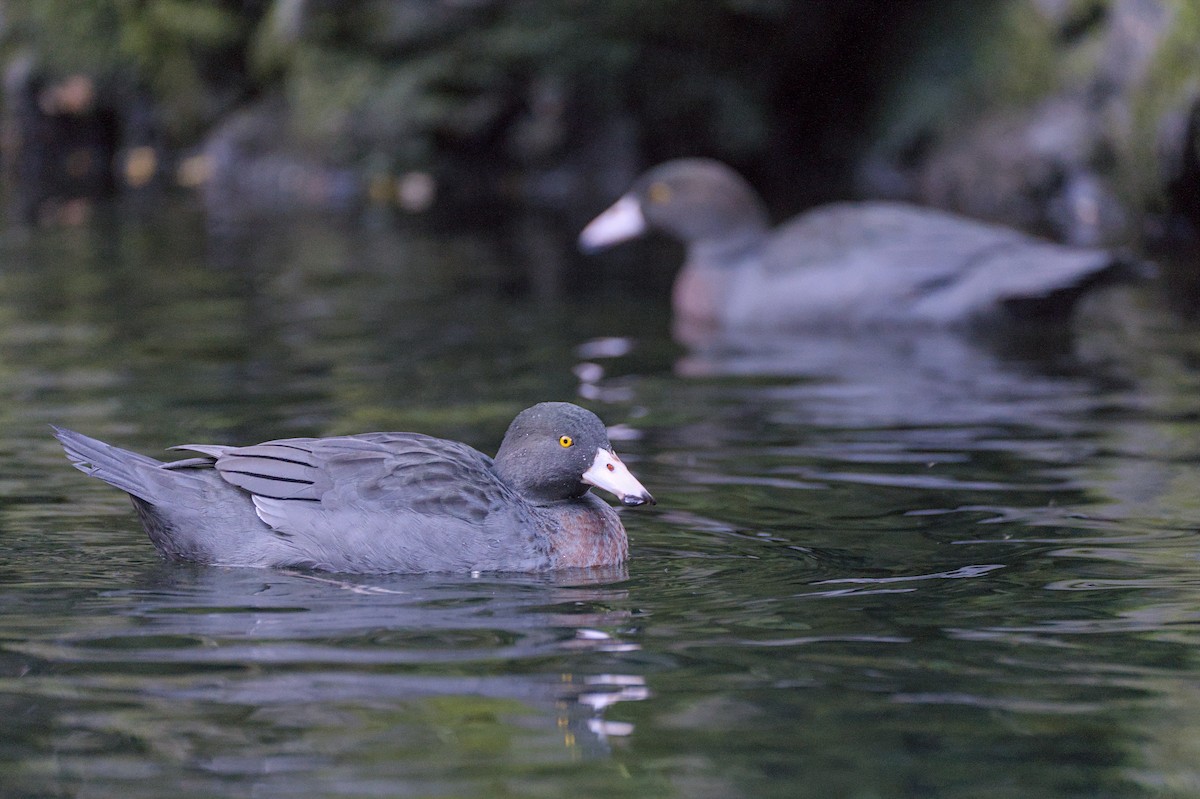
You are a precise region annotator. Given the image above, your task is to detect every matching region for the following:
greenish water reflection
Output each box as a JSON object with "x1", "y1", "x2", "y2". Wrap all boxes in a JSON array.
[{"x1": 1, "y1": 204, "x2": 1199, "y2": 798}]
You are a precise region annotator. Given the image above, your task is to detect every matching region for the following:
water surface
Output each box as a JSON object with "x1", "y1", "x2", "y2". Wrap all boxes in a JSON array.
[{"x1": 2, "y1": 203, "x2": 1199, "y2": 798}]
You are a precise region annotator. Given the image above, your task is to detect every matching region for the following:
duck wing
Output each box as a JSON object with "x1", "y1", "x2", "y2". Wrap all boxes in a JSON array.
[
  {"x1": 760, "y1": 202, "x2": 1119, "y2": 325},
  {"x1": 169, "y1": 433, "x2": 540, "y2": 573},
  {"x1": 175, "y1": 432, "x2": 518, "y2": 530}
]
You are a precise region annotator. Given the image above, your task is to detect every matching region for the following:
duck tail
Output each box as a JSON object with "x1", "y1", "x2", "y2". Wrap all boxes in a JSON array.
[
  {"x1": 53, "y1": 426, "x2": 276, "y2": 565},
  {"x1": 999, "y1": 249, "x2": 1153, "y2": 322},
  {"x1": 53, "y1": 426, "x2": 186, "y2": 503}
]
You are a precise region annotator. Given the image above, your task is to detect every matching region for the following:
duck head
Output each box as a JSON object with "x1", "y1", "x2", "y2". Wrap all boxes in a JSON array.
[
  {"x1": 579, "y1": 158, "x2": 770, "y2": 259},
  {"x1": 495, "y1": 402, "x2": 655, "y2": 507}
]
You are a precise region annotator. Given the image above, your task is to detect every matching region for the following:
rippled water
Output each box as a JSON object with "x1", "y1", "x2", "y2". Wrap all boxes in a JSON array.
[{"x1": 2, "y1": 202, "x2": 1200, "y2": 798}]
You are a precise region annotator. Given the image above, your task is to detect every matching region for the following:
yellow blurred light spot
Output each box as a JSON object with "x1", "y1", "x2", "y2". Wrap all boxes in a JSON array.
[
  {"x1": 124, "y1": 146, "x2": 157, "y2": 187},
  {"x1": 176, "y1": 154, "x2": 212, "y2": 188},
  {"x1": 647, "y1": 181, "x2": 672, "y2": 204},
  {"x1": 367, "y1": 174, "x2": 395, "y2": 204}
]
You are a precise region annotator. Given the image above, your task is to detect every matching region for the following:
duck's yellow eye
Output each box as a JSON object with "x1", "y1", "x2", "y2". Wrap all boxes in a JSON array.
[
  {"x1": 647, "y1": 182, "x2": 672, "y2": 204},
  {"x1": 559, "y1": 435, "x2": 574, "y2": 448}
]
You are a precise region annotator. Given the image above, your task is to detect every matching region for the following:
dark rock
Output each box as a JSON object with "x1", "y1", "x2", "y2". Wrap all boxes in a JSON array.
[
  {"x1": 2, "y1": 59, "x2": 122, "y2": 223},
  {"x1": 200, "y1": 97, "x2": 365, "y2": 223},
  {"x1": 859, "y1": 0, "x2": 1200, "y2": 246}
]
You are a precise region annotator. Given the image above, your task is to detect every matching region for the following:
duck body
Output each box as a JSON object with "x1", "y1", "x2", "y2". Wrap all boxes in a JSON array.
[
  {"x1": 580, "y1": 159, "x2": 1125, "y2": 332},
  {"x1": 55, "y1": 403, "x2": 654, "y2": 574}
]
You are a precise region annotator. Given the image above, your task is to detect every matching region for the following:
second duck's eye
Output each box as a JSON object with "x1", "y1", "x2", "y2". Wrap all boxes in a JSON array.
[
  {"x1": 559, "y1": 435, "x2": 574, "y2": 448},
  {"x1": 647, "y1": 182, "x2": 672, "y2": 204}
]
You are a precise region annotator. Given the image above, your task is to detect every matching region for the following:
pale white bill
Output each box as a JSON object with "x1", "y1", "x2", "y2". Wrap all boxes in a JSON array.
[
  {"x1": 582, "y1": 447, "x2": 655, "y2": 506},
  {"x1": 578, "y1": 194, "x2": 646, "y2": 252}
]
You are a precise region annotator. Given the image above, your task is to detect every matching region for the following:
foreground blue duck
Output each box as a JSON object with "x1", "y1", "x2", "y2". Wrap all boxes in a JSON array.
[
  {"x1": 580, "y1": 158, "x2": 1127, "y2": 331},
  {"x1": 55, "y1": 402, "x2": 654, "y2": 574}
]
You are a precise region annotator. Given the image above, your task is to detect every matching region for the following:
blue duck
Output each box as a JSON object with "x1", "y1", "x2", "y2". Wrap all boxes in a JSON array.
[
  {"x1": 580, "y1": 158, "x2": 1128, "y2": 331},
  {"x1": 54, "y1": 402, "x2": 654, "y2": 574}
]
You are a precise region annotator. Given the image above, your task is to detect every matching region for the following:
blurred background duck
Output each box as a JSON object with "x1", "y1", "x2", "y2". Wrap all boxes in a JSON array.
[{"x1": 580, "y1": 158, "x2": 1137, "y2": 338}]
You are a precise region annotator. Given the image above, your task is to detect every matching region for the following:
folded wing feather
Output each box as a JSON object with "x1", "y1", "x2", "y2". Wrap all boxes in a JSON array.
[{"x1": 176, "y1": 434, "x2": 516, "y2": 534}]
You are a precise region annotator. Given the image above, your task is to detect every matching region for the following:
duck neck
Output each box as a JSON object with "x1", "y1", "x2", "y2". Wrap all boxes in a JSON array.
[
  {"x1": 690, "y1": 228, "x2": 766, "y2": 269},
  {"x1": 494, "y1": 455, "x2": 586, "y2": 506},
  {"x1": 672, "y1": 224, "x2": 765, "y2": 329},
  {"x1": 544, "y1": 494, "x2": 628, "y2": 568}
]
